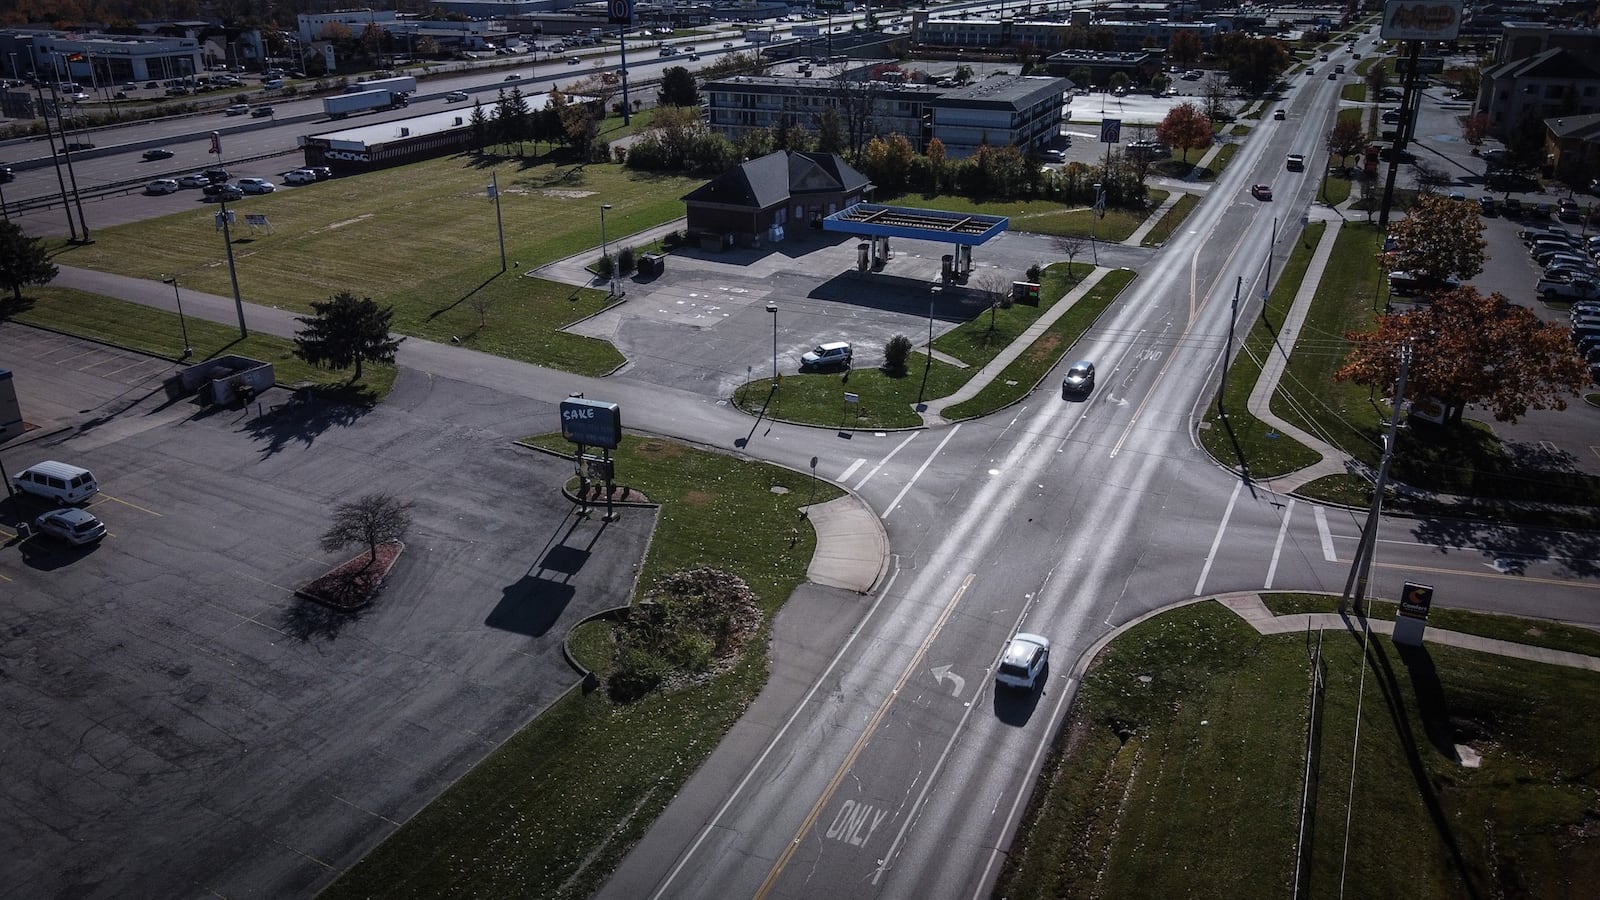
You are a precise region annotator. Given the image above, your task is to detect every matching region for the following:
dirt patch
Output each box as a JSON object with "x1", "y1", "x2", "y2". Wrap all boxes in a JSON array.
[
  {"x1": 637, "y1": 439, "x2": 684, "y2": 459},
  {"x1": 542, "y1": 189, "x2": 598, "y2": 199},
  {"x1": 680, "y1": 490, "x2": 714, "y2": 507},
  {"x1": 316, "y1": 214, "x2": 375, "y2": 232},
  {"x1": 1025, "y1": 332, "x2": 1064, "y2": 361}
]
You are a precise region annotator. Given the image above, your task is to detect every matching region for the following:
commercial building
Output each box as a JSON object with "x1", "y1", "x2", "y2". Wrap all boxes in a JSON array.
[
  {"x1": 703, "y1": 72, "x2": 1070, "y2": 159},
  {"x1": 0, "y1": 29, "x2": 202, "y2": 87},
  {"x1": 681, "y1": 150, "x2": 871, "y2": 246}
]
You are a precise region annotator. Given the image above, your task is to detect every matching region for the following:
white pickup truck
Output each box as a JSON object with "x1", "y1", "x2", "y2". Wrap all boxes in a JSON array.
[{"x1": 1537, "y1": 276, "x2": 1599, "y2": 300}]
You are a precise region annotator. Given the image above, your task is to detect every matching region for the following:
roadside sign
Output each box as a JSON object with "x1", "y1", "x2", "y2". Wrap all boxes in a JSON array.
[
  {"x1": 1396, "y1": 56, "x2": 1445, "y2": 75},
  {"x1": 607, "y1": 0, "x2": 632, "y2": 25},
  {"x1": 1100, "y1": 118, "x2": 1121, "y2": 144},
  {"x1": 844, "y1": 392, "x2": 860, "y2": 404},
  {"x1": 1399, "y1": 581, "x2": 1434, "y2": 619},
  {"x1": 560, "y1": 397, "x2": 622, "y2": 448},
  {"x1": 1381, "y1": 1, "x2": 1462, "y2": 42}
]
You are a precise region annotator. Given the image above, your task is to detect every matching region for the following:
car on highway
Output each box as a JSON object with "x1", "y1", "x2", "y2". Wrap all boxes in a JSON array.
[
  {"x1": 1250, "y1": 183, "x2": 1273, "y2": 200},
  {"x1": 0, "y1": 165, "x2": 12, "y2": 183},
  {"x1": 237, "y1": 177, "x2": 276, "y2": 194},
  {"x1": 995, "y1": 633, "x2": 1050, "y2": 691},
  {"x1": 144, "y1": 178, "x2": 180, "y2": 195},
  {"x1": 800, "y1": 341, "x2": 853, "y2": 370},
  {"x1": 445, "y1": 90, "x2": 469, "y2": 102},
  {"x1": 1285, "y1": 153, "x2": 1305, "y2": 171},
  {"x1": 225, "y1": 103, "x2": 250, "y2": 116},
  {"x1": 142, "y1": 148, "x2": 174, "y2": 161},
  {"x1": 567, "y1": 56, "x2": 581, "y2": 65},
  {"x1": 504, "y1": 72, "x2": 521, "y2": 80},
  {"x1": 250, "y1": 106, "x2": 274, "y2": 118},
  {"x1": 1061, "y1": 360, "x2": 1095, "y2": 397},
  {"x1": 723, "y1": 41, "x2": 734, "y2": 48},
  {"x1": 178, "y1": 173, "x2": 210, "y2": 188},
  {"x1": 201, "y1": 182, "x2": 243, "y2": 202},
  {"x1": 32, "y1": 508, "x2": 107, "y2": 546},
  {"x1": 284, "y1": 168, "x2": 319, "y2": 185},
  {"x1": 1273, "y1": 109, "x2": 1286, "y2": 120}
]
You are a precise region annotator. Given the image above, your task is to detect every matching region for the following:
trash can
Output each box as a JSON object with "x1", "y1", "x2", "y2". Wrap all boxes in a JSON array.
[
  {"x1": 941, "y1": 254, "x2": 954, "y2": 281},
  {"x1": 638, "y1": 253, "x2": 664, "y2": 277}
]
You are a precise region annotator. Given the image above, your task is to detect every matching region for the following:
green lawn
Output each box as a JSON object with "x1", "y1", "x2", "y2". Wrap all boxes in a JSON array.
[
  {"x1": 1195, "y1": 142, "x2": 1240, "y2": 180},
  {"x1": 996, "y1": 600, "x2": 1600, "y2": 899},
  {"x1": 51, "y1": 155, "x2": 704, "y2": 375},
  {"x1": 1320, "y1": 171, "x2": 1353, "y2": 204},
  {"x1": 1, "y1": 286, "x2": 395, "y2": 401},
  {"x1": 731, "y1": 360, "x2": 968, "y2": 429},
  {"x1": 320, "y1": 435, "x2": 842, "y2": 900},
  {"x1": 1259, "y1": 593, "x2": 1600, "y2": 657},
  {"x1": 1197, "y1": 223, "x2": 1326, "y2": 478}
]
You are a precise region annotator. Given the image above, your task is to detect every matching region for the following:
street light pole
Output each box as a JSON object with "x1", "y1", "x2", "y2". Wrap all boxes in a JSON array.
[
  {"x1": 919, "y1": 285, "x2": 939, "y2": 404},
  {"x1": 766, "y1": 299, "x2": 778, "y2": 383},
  {"x1": 162, "y1": 276, "x2": 193, "y2": 359},
  {"x1": 600, "y1": 203, "x2": 613, "y2": 295},
  {"x1": 1090, "y1": 182, "x2": 1102, "y2": 265}
]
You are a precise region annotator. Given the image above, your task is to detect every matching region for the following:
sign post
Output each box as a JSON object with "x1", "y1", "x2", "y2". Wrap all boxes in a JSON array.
[
  {"x1": 560, "y1": 396, "x2": 623, "y2": 520},
  {"x1": 608, "y1": 0, "x2": 633, "y2": 125}
]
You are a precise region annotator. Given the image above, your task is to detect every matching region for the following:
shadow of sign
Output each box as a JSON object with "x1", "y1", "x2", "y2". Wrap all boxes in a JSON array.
[{"x1": 485, "y1": 576, "x2": 578, "y2": 636}]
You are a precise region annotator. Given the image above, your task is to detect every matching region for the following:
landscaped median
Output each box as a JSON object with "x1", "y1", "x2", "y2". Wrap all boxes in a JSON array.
[
  {"x1": 319, "y1": 434, "x2": 843, "y2": 900},
  {"x1": 997, "y1": 596, "x2": 1600, "y2": 898},
  {"x1": 730, "y1": 262, "x2": 1133, "y2": 428}
]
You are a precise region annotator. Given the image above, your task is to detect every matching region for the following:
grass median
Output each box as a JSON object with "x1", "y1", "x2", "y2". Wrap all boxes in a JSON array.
[
  {"x1": 51, "y1": 156, "x2": 703, "y2": 375},
  {"x1": 321, "y1": 434, "x2": 843, "y2": 900},
  {"x1": 878, "y1": 191, "x2": 1157, "y2": 241},
  {"x1": 1198, "y1": 222, "x2": 1326, "y2": 479},
  {"x1": 1141, "y1": 192, "x2": 1199, "y2": 246},
  {"x1": 997, "y1": 598, "x2": 1600, "y2": 899},
  {"x1": 1260, "y1": 592, "x2": 1600, "y2": 657},
  {"x1": 2, "y1": 286, "x2": 395, "y2": 401}
]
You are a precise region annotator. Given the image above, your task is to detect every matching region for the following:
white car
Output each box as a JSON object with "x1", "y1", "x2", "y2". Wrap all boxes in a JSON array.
[
  {"x1": 224, "y1": 103, "x2": 250, "y2": 116},
  {"x1": 144, "y1": 178, "x2": 180, "y2": 195},
  {"x1": 33, "y1": 508, "x2": 107, "y2": 545},
  {"x1": 284, "y1": 169, "x2": 319, "y2": 185},
  {"x1": 178, "y1": 173, "x2": 210, "y2": 188},
  {"x1": 800, "y1": 341, "x2": 852, "y2": 370},
  {"x1": 995, "y1": 633, "x2": 1050, "y2": 690},
  {"x1": 237, "y1": 177, "x2": 276, "y2": 194},
  {"x1": 445, "y1": 90, "x2": 469, "y2": 102},
  {"x1": 1539, "y1": 277, "x2": 1600, "y2": 300}
]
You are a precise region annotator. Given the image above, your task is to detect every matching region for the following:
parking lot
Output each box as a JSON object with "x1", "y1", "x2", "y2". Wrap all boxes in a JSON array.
[{"x1": 0, "y1": 326, "x2": 654, "y2": 897}]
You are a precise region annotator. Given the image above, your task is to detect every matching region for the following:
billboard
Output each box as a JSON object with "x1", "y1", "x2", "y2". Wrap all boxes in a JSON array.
[
  {"x1": 1399, "y1": 581, "x2": 1434, "y2": 619},
  {"x1": 560, "y1": 397, "x2": 622, "y2": 448},
  {"x1": 1380, "y1": 1, "x2": 1462, "y2": 42}
]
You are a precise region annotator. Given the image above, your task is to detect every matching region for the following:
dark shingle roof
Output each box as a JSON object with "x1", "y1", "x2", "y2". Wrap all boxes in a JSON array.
[{"x1": 682, "y1": 151, "x2": 869, "y2": 208}]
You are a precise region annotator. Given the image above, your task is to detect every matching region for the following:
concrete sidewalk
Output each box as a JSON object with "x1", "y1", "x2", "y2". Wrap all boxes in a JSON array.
[
  {"x1": 802, "y1": 495, "x2": 890, "y2": 593},
  {"x1": 1216, "y1": 593, "x2": 1600, "y2": 672}
]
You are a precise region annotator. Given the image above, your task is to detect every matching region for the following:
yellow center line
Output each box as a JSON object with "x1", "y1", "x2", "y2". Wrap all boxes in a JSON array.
[{"x1": 754, "y1": 572, "x2": 976, "y2": 899}]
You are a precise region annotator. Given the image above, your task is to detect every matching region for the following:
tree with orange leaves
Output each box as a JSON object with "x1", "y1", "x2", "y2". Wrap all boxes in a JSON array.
[{"x1": 1336, "y1": 287, "x2": 1587, "y2": 424}]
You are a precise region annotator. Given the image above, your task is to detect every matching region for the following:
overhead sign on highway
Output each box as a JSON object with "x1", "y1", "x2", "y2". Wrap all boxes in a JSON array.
[{"x1": 1380, "y1": 0, "x2": 1462, "y2": 42}]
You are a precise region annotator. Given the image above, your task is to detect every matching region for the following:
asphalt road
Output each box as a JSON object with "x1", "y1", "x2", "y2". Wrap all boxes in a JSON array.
[{"x1": 5, "y1": 25, "x2": 1600, "y2": 900}]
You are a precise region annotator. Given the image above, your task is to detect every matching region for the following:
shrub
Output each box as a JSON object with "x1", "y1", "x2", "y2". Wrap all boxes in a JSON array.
[
  {"x1": 1026, "y1": 262, "x2": 1043, "y2": 282},
  {"x1": 617, "y1": 246, "x2": 636, "y2": 274},
  {"x1": 662, "y1": 230, "x2": 685, "y2": 250},
  {"x1": 884, "y1": 334, "x2": 913, "y2": 376},
  {"x1": 596, "y1": 253, "x2": 615, "y2": 278}
]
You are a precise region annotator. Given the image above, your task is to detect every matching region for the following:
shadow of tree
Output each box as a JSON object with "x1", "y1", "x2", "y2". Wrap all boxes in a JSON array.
[
  {"x1": 277, "y1": 598, "x2": 364, "y2": 642},
  {"x1": 236, "y1": 395, "x2": 373, "y2": 458},
  {"x1": 1408, "y1": 516, "x2": 1600, "y2": 579}
]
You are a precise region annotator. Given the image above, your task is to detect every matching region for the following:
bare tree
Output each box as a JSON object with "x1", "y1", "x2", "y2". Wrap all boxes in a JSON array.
[
  {"x1": 321, "y1": 493, "x2": 413, "y2": 569},
  {"x1": 1201, "y1": 72, "x2": 1232, "y2": 123},
  {"x1": 1410, "y1": 159, "x2": 1452, "y2": 195},
  {"x1": 824, "y1": 70, "x2": 889, "y2": 159},
  {"x1": 1053, "y1": 234, "x2": 1087, "y2": 279},
  {"x1": 1358, "y1": 173, "x2": 1379, "y2": 222},
  {"x1": 972, "y1": 270, "x2": 1014, "y2": 332},
  {"x1": 469, "y1": 292, "x2": 492, "y2": 328}
]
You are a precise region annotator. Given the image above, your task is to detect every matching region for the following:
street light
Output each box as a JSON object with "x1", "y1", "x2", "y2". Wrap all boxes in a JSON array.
[
  {"x1": 600, "y1": 203, "x2": 613, "y2": 295},
  {"x1": 161, "y1": 276, "x2": 194, "y2": 359},
  {"x1": 919, "y1": 285, "x2": 940, "y2": 404},
  {"x1": 766, "y1": 299, "x2": 778, "y2": 383},
  {"x1": 1090, "y1": 182, "x2": 1102, "y2": 265}
]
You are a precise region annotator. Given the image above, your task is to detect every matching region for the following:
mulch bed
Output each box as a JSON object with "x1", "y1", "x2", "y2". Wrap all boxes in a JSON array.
[
  {"x1": 294, "y1": 541, "x2": 405, "y2": 610},
  {"x1": 573, "y1": 482, "x2": 651, "y2": 505}
]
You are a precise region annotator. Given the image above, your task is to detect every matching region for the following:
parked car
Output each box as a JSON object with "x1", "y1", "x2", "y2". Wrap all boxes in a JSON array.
[
  {"x1": 1478, "y1": 196, "x2": 1497, "y2": 216},
  {"x1": 800, "y1": 341, "x2": 853, "y2": 370},
  {"x1": 1531, "y1": 202, "x2": 1554, "y2": 219},
  {"x1": 445, "y1": 90, "x2": 469, "y2": 102},
  {"x1": 1041, "y1": 148, "x2": 1066, "y2": 162},
  {"x1": 1061, "y1": 360, "x2": 1095, "y2": 397},
  {"x1": 224, "y1": 103, "x2": 250, "y2": 116},
  {"x1": 144, "y1": 178, "x2": 180, "y2": 195},
  {"x1": 12, "y1": 460, "x2": 98, "y2": 505},
  {"x1": 308, "y1": 166, "x2": 333, "y2": 180},
  {"x1": 995, "y1": 633, "x2": 1050, "y2": 690},
  {"x1": 237, "y1": 177, "x2": 275, "y2": 194},
  {"x1": 201, "y1": 182, "x2": 243, "y2": 202},
  {"x1": 284, "y1": 168, "x2": 319, "y2": 185},
  {"x1": 1381, "y1": 109, "x2": 1402, "y2": 124},
  {"x1": 249, "y1": 105, "x2": 274, "y2": 118},
  {"x1": 1539, "y1": 277, "x2": 1600, "y2": 300},
  {"x1": 1250, "y1": 183, "x2": 1273, "y2": 200},
  {"x1": 178, "y1": 173, "x2": 210, "y2": 188},
  {"x1": 1503, "y1": 198, "x2": 1524, "y2": 217},
  {"x1": 32, "y1": 508, "x2": 107, "y2": 545},
  {"x1": 203, "y1": 168, "x2": 231, "y2": 183},
  {"x1": 142, "y1": 148, "x2": 174, "y2": 161}
]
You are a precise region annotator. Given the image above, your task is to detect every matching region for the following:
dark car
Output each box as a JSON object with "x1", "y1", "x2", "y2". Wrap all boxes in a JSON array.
[
  {"x1": 142, "y1": 148, "x2": 174, "y2": 161},
  {"x1": 0, "y1": 165, "x2": 13, "y2": 183},
  {"x1": 201, "y1": 182, "x2": 243, "y2": 202},
  {"x1": 249, "y1": 105, "x2": 274, "y2": 118},
  {"x1": 1061, "y1": 360, "x2": 1096, "y2": 397},
  {"x1": 1503, "y1": 197, "x2": 1524, "y2": 217},
  {"x1": 62, "y1": 141, "x2": 94, "y2": 151},
  {"x1": 1530, "y1": 203, "x2": 1553, "y2": 220},
  {"x1": 1478, "y1": 196, "x2": 1497, "y2": 216},
  {"x1": 202, "y1": 168, "x2": 231, "y2": 184},
  {"x1": 308, "y1": 166, "x2": 333, "y2": 180}
]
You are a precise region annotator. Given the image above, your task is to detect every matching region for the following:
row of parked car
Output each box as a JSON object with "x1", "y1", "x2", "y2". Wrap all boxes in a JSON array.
[
  {"x1": 1566, "y1": 302, "x2": 1600, "y2": 383},
  {"x1": 1520, "y1": 224, "x2": 1600, "y2": 299},
  {"x1": 10, "y1": 460, "x2": 108, "y2": 547},
  {"x1": 145, "y1": 166, "x2": 332, "y2": 199}
]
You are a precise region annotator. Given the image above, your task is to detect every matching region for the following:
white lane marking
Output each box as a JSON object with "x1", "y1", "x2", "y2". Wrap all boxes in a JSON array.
[
  {"x1": 837, "y1": 458, "x2": 865, "y2": 483},
  {"x1": 1195, "y1": 479, "x2": 1244, "y2": 596},
  {"x1": 882, "y1": 424, "x2": 962, "y2": 520},
  {"x1": 1315, "y1": 505, "x2": 1336, "y2": 561},
  {"x1": 853, "y1": 432, "x2": 919, "y2": 491},
  {"x1": 1265, "y1": 498, "x2": 1296, "y2": 589}
]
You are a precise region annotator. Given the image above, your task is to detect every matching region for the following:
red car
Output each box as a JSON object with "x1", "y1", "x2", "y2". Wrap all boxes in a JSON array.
[{"x1": 1251, "y1": 183, "x2": 1273, "y2": 201}]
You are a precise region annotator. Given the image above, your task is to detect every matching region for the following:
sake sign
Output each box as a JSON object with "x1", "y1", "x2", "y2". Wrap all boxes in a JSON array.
[{"x1": 560, "y1": 397, "x2": 622, "y2": 448}]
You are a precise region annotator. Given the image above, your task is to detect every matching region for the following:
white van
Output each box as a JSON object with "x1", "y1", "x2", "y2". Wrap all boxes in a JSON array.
[{"x1": 12, "y1": 460, "x2": 98, "y2": 504}]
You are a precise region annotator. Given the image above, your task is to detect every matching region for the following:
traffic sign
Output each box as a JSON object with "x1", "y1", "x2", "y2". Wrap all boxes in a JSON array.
[
  {"x1": 608, "y1": 0, "x2": 632, "y2": 25},
  {"x1": 1100, "y1": 119, "x2": 1121, "y2": 144}
]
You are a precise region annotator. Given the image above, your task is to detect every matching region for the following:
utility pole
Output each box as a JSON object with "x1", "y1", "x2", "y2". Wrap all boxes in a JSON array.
[
  {"x1": 1340, "y1": 343, "x2": 1412, "y2": 615},
  {"x1": 35, "y1": 83, "x2": 79, "y2": 242},
  {"x1": 1378, "y1": 41, "x2": 1422, "y2": 230}
]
